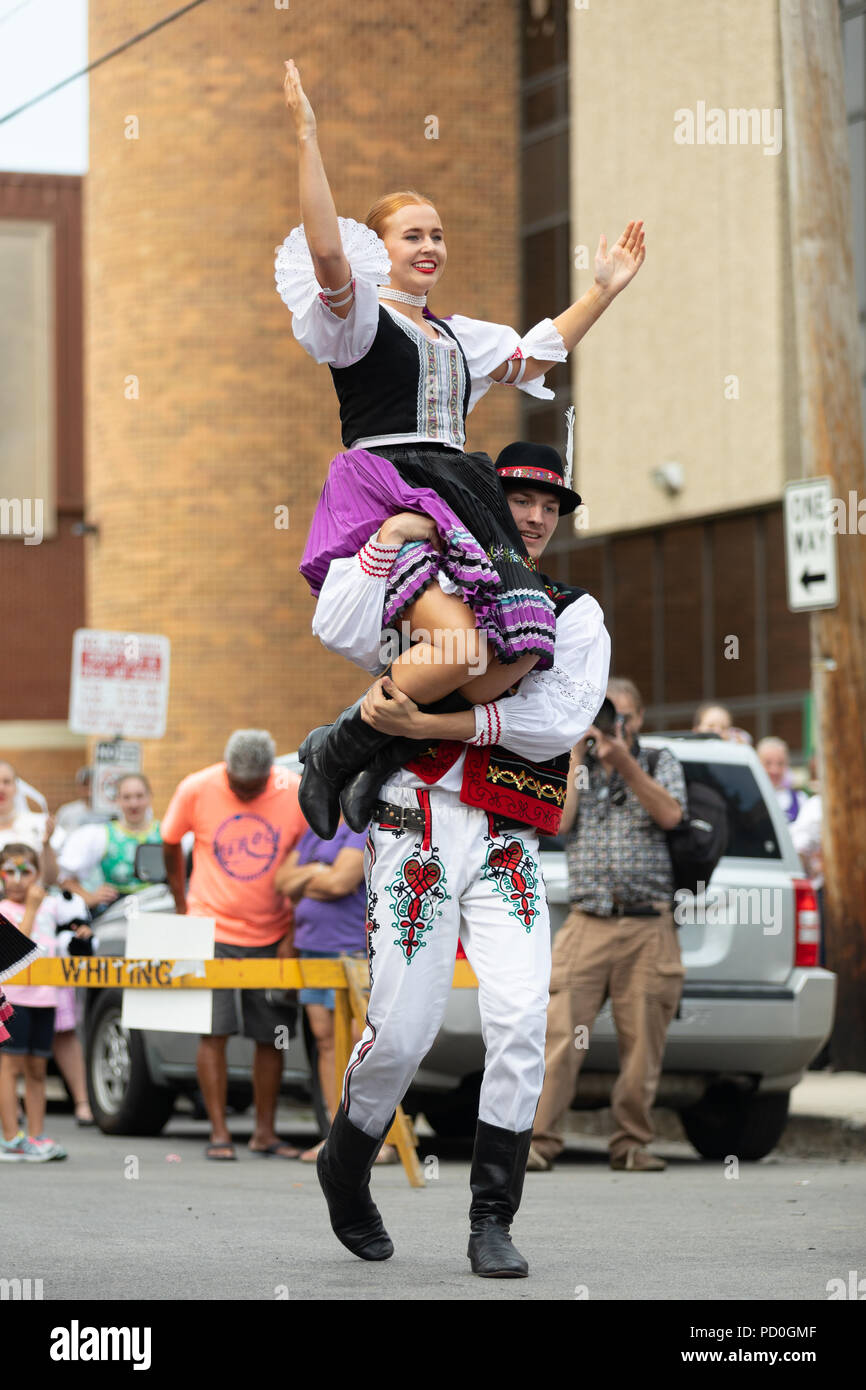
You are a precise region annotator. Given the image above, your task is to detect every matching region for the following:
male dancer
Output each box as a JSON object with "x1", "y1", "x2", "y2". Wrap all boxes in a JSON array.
[{"x1": 310, "y1": 442, "x2": 610, "y2": 1276}]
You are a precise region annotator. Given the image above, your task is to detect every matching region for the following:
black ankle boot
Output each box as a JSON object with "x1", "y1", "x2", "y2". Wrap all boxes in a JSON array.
[
  {"x1": 298, "y1": 694, "x2": 393, "y2": 840},
  {"x1": 339, "y1": 689, "x2": 474, "y2": 833},
  {"x1": 467, "y1": 1120, "x2": 533, "y2": 1277},
  {"x1": 316, "y1": 1106, "x2": 394, "y2": 1261}
]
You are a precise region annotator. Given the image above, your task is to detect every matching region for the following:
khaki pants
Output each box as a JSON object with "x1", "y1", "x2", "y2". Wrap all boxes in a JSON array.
[{"x1": 532, "y1": 907, "x2": 685, "y2": 1162}]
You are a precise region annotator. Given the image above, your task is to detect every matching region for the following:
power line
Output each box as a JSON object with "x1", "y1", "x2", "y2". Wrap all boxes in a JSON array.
[
  {"x1": 0, "y1": 0, "x2": 210, "y2": 127},
  {"x1": 0, "y1": 0, "x2": 43, "y2": 28}
]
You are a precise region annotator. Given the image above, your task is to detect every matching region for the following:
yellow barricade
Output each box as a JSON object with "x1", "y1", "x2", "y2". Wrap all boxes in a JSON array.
[{"x1": 7, "y1": 956, "x2": 480, "y2": 1188}]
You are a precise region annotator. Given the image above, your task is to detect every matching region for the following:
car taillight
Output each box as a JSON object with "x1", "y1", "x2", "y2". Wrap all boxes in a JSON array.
[{"x1": 794, "y1": 879, "x2": 820, "y2": 967}]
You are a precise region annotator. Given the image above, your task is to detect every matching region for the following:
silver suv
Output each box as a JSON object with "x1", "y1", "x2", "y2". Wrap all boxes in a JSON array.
[
  {"x1": 82, "y1": 738, "x2": 835, "y2": 1160},
  {"x1": 413, "y1": 734, "x2": 835, "y2": 1158}
]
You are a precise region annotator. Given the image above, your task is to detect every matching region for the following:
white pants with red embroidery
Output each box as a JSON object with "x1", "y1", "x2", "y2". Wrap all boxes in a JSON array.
[{"x1": 340, "y1": 783, "x2": 552, "y2": 1139}]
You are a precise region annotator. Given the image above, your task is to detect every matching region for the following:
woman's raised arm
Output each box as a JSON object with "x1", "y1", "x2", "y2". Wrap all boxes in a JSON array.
[
  {"x1": 283, "y1": 60, "x2": 353, "y2": 317},
  {"x1": 490, "y1": 220, "x2": 646, "y2": 384}
]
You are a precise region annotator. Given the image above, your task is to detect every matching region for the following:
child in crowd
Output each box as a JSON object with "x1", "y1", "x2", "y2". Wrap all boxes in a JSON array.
[
  {"x1": 0, "y1": 910, "x2": 43, "y2": 1046},
  {"x1": 0, "y1": 843, "x2": 74, "y2": 1161}
]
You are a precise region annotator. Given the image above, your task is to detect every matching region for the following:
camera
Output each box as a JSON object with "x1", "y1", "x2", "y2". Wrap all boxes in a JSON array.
[
  {"x1": 593, "y1": 698, "x2": 618, "y2": 736},
  {"x1": 586, "y1": 698, "x2": 626, "y2": 752}
]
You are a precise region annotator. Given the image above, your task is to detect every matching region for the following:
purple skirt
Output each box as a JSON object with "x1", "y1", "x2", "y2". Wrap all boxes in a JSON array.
[{"x1": 300, "y1": 446, "x2": 557, "y2": 667}]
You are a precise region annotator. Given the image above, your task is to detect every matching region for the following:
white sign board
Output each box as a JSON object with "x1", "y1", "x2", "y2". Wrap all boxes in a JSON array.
[
  {"x1": 92, "y1": 740, "x2": 141, "y2": 816},
  {"x1": 783, "y1": 478, "x2": 838, "y2": 612},
  {"x1": 69, "y1": 630, "x2": 170, "y2": 738},
  {"x1": 121, "y1": 913, "x2": 215, "y2": 1034}
]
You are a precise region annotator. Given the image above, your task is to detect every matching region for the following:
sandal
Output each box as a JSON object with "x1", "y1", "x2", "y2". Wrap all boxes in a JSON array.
[
  {"x1": 205, "y1": 1141, "x2": 237, "y2": 1161},
  {"x1": 248, "y1": 1140, "x2": 302, "y2": 1159}
]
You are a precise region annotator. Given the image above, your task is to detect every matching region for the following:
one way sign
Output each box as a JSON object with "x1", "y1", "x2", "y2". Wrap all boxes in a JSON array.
[{"x1": 783, "y1": 477, "x2": 838, "y2": 612}]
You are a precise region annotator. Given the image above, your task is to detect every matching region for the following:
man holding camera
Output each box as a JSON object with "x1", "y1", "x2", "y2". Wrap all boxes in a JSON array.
[{"x1": 528, "y1": 676, "x2": 688, "y2": 1173}]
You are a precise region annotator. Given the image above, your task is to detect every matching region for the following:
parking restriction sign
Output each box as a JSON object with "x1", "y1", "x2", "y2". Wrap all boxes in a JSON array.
[
  {"x1": 783, "y1": 478, "x2": 839, "y2": 612},
  {"x1": 69, "y1": 630, "x2": 170, "y2": 737}
]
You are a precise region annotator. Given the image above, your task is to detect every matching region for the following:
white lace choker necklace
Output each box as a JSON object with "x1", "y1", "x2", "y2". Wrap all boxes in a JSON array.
[{"x1": 379, "y1": 287, "x2": 427, "y2": 306}]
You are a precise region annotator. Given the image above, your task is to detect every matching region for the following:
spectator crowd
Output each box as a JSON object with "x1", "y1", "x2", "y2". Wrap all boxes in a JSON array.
[{"x1": 0, "y1": 693, "x2": 829, "y2": 1168}]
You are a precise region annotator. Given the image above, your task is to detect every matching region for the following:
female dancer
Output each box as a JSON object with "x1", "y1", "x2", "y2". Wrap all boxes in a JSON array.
[{"x1": 277, "y1": 60, "x2": 645, "y2": 837}]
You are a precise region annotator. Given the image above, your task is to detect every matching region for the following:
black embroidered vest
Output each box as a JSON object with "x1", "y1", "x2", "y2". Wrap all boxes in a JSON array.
[{"x1": 328, "y1": 308, "x2": 471, "y2": 448}]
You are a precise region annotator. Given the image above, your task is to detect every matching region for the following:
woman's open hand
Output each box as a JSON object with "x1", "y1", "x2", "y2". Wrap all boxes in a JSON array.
[
  {"x1": 594, "y1": 220, "x2": 646, "y2": 299},
  {"x1": 283, "y1": 60, "x2": 316, "y2": 140}
]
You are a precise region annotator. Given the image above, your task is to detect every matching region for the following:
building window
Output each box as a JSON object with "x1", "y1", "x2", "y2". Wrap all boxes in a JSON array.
[
  {"x1": 520, "y1": 0, "x2": 571, "y2": 451},
  {"x1": 0, "y1": 220, "x2": 57, "y2": 539}
]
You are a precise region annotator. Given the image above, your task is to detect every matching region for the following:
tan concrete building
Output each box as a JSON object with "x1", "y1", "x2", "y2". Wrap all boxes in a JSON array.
[{"x1": 522, "y1": 0, "x2": 864, "y2": 748}]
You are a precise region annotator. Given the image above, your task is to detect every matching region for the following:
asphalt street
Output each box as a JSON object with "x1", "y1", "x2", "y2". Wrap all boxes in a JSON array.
[{"x1": 8, "y1": 1101, "x2": 866, "y2": 1302}]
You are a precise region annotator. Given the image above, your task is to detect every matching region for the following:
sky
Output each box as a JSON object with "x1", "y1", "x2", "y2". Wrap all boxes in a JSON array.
[{"x1": 0, "y1": 0, "x2": 88, "y2": 174}]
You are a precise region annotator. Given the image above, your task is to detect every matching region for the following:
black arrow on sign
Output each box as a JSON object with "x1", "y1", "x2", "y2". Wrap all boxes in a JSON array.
[{"x1": 800, "y1": 568, "x2": 827, "y2": 590}]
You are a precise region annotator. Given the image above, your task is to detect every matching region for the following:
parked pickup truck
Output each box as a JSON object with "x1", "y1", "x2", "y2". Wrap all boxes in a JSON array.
[{"x1": 82, "y1": 737, "x2": 834, "y2": 1159}]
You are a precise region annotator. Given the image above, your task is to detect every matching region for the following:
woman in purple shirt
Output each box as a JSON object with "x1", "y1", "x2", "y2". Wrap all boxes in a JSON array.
[{"x1": 276, "y1": 820, "x2": 395, "y2": 1162}]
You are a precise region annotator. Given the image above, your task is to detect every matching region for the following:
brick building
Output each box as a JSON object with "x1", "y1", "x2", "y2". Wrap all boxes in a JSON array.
[
  {"x1": 81, "y1": 0, "x2": 526, "y2": 812},
  {"x1": 0, "y1": 172, "x2": 87, "y2": 807}
]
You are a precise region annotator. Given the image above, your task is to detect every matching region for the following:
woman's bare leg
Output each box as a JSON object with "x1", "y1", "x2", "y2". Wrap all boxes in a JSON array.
[
  {"x1": 391, "y1": 586, "x2": 539, "y2": 705},
  {"x1": 52, "y1": 1029, "x2": 93, "y2": 1121},
  {"x1": 23, "y1": 1055, "x2": 47, "y2": 1138},
  {"x1": 455, "y1": 655, "x2": 539, "y2": 704},
  {"x1": 0, "y1": 1054, "x2": 22, "y2": 1141}
]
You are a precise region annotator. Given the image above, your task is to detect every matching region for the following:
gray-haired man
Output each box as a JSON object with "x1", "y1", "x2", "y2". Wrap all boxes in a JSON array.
[{"x1": 162, "y1": 730, "x2": 308, "y2": 1161}]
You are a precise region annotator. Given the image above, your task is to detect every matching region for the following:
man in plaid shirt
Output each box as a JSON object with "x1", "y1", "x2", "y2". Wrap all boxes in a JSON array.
[{"x1": 528, "y1": 676, "x2": 688, "y2": 1172}]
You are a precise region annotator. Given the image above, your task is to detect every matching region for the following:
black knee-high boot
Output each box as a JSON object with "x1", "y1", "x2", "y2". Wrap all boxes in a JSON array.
[
  {"x1": 339, "y1": 687, "x2": 473, "y2": 833},
  {"x1": 298, "y1": 695, "x2": 392, "y2": 840},
  {"x1": 467, "y1": 1120, "x2": 533, "y2": 1277},
  {"x1": 299, "y1": 684, "x2": 472, "y2": 840},
  {"x1": 316, "y1": 1105, "x2": 394, "y2": 1261}
]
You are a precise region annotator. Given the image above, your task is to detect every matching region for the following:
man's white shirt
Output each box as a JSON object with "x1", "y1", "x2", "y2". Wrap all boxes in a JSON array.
[{"x1": 312, "y1": 537, "x2": 611, "y2": 792}]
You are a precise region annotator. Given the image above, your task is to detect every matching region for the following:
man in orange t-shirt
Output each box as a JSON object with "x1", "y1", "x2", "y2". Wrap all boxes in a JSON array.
[{"x1": 161, "y1": 730, "x2": 307, "y2": 1162}]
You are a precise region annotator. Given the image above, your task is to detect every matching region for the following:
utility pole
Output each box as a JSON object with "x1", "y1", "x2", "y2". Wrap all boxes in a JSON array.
[{"x1": 780, "y1": 0, "x2": 866, "y2": 1067}]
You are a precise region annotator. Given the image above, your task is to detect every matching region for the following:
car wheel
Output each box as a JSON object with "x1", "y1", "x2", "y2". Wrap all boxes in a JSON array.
[
  {"x1": 85, "y1": 991, "x2": 176, "y2": 1136},
  {"x1": 680, "y1": 1086, "x2": 790, "y2": 1161}
]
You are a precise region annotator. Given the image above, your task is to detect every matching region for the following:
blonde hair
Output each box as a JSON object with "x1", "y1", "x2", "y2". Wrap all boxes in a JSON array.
[
  {"x1": 607, "y1": 677, "x2": 644, "y2": 713},
  {"x1": 365, "y1": 190, "x2": 439, "y2": 240}
]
